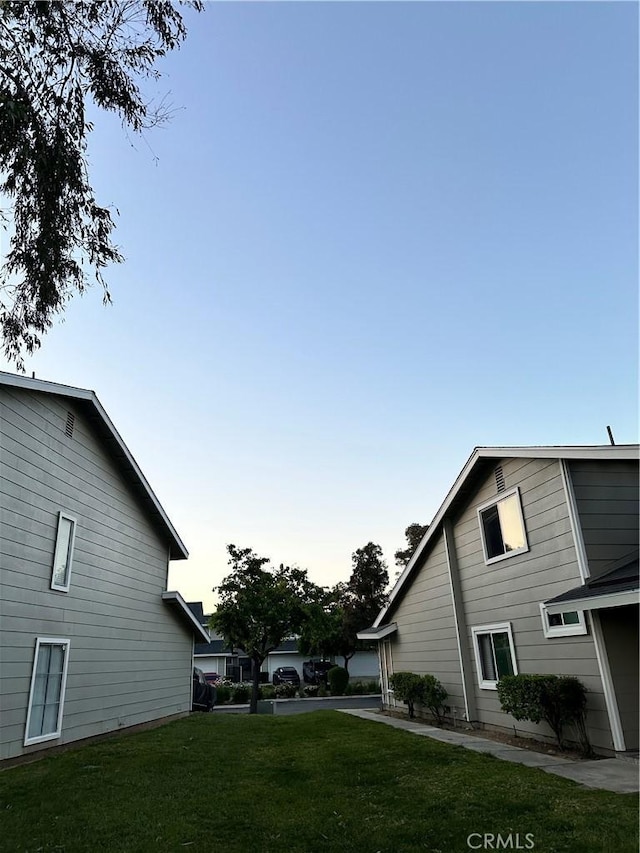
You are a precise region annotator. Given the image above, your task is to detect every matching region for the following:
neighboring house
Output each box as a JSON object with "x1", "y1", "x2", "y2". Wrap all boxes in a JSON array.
[
  {"x1": 0, "y1": 373, "x2": 209, "y2": 763},
  {"x1": 359, "y1": 445, "x2": 639, "y2": 755},
  {"x1": 188, "y1": 604, "x2": 378, "y2": 682}
]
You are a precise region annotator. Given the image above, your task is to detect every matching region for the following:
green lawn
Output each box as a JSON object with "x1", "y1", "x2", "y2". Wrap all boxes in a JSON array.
[{"x1": 0, "y1": 711, "x2": 637, "y2": 853}]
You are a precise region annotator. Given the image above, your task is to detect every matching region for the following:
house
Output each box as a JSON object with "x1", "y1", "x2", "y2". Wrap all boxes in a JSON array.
[
  {"x1": 0, "y1": 372, "x2": 209, "y2": 763},
  {"x1": 359, "y1": 445, "x2": 639, "y2": 755},
  {"x1": 188, "y1": 604, "x2": 379, "y2": 683}
]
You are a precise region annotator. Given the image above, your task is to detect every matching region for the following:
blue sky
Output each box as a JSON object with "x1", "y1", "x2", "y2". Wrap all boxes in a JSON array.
[{"x1": 3, "y1": 2, "x2": 637, "y2": 610}]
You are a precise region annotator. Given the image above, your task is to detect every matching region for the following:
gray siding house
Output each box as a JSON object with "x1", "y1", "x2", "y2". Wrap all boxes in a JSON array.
[
  {"x1": 360, "y1": 446, "x2": 639, "y2": 755},
  {"x1": 0, "y1": 373, "x2": 209, "y2": 763}
]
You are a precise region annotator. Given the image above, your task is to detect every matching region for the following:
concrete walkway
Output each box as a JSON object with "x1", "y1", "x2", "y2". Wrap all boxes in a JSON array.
[{"x1": 340, "y1": 708, "x2": 639, "y2": 794}]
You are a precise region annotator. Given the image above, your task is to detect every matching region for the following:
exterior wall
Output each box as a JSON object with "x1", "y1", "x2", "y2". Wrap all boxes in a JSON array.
[
  {"x1": 599, "y1": 606, "x2": 639, "y2": 750},
  {"x1": 387, "y1": 531, "x2": 466, "y2": 719},
  {"x1": 0, "y1": 387, "x2": 193, "y2": 762},
  {"x1": 451, "y1": 457, "x2": 611, "y2": 750},
  {"x1": 194, "y1": 655, "x2": 227, "y2": 677},
  {"x1": 568, "y1": 459, "x2": 639, "y2": 578}
]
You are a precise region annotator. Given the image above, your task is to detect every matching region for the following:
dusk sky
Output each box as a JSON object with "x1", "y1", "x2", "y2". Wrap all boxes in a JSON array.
[{"x1": 2, "y1": 2, "x2": 637, "y2": 611}]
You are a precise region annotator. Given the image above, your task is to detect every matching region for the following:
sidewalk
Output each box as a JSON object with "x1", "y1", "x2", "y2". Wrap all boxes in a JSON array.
[{"x1": 340, "y1": 708, "x2": 639, "y2": 794}]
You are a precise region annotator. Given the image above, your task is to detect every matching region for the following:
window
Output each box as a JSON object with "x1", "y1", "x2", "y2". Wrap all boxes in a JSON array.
[
  {"x1": 477, "y1": 487, "x2": 528, "y2": 564},
  {"x1": 539, "y1": 603, "x2": 587, "y2": 638},
  {"x1": 51, "y1": 512, "x2": 76, "y2": 592},
  {"x1": 24, "y1": 639, "x2": 70, "y2": 746},
  {"x1": 471, "y1": 623, "x2": 518, "y2": 689}
]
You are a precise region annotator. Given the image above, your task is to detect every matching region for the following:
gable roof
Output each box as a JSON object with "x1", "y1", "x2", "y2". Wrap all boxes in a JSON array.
[
  {"x1": 0, "y1": 371, "x2": 188, "y2": 560},
  {"x1": 375, "y1": 444, "x2": 639, "y2": 627}
]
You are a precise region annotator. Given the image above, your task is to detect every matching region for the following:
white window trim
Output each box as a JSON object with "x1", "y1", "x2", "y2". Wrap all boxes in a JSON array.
[
  {"x1": 476, "y1": 486, "x2": 529, "y2": 565},
  {"x1": 24, "y1": 638, "x2": 71, "y2": 747},
  {"x1": 539, "y1": 603, "x2": 587, "y2": 638},
  {"x1": 50, "y1": 512, "x2": 77, "y2": 593},
  {"x1": 471, "y1": 622, "x2": 518, "y2": 690}
]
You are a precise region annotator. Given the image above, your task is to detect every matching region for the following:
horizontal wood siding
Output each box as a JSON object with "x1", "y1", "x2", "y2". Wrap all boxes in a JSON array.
[
  {"x1": 389, "y1": 533, "x2": 465, "y2": 716},
  {"x1": 452, "y1": 457, "x2": 611, "y2": 751},
  {"x1": 0, "y1": 388, "x2": 192, "y2": 761},
  {"x1": 568, "y1": 459, "x2": 639, "y2": 577}
]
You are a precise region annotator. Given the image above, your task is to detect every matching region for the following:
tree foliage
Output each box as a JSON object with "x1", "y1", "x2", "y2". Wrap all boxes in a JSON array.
[
  {"x1": 209, "y1": 545, "x2": 315, "y2": 713},
  {"x1": 394, "y1": 523, "x2": 429, "y2": 569},
  {"x1": 0, "y1": 0, "x2": 202, "y2": 368}
]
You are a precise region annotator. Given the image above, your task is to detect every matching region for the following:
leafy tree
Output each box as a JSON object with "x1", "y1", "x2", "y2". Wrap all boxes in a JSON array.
[
  {"x1": 337, "y1": 542, "x2": 389, "y2": 672},
  {"x1": 0, "y1": 0, "x2": 202, "y2": 368},
  {"x1": 297, "y1": 586, "x2": 344, "y2": 661},
  {"x1": 394, "y1": 523, "x2": 429, "y2": 569},
  {"x1": 209, "y1": 545, "x2": 313, "y2": 714}
]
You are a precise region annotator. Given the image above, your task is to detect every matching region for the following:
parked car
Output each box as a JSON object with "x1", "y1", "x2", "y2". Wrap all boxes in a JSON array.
[
  {"x1": 192, "y1": 666, "x2": 216, "y2": 711},
  {"x1": 302, "y1": 660, "x2": 335, "y2": 685},
  {"x1": 272, "y1": 666, "x2": 300, "y2": 686}
]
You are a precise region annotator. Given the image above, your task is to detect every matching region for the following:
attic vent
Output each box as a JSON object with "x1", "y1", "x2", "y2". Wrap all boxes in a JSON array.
[
  {"x1": 64, "y1": 411, "x2": 75, "y2": 438},
  {"x1": 495, "y1": 465, "x2": 506, "y2": 492}
]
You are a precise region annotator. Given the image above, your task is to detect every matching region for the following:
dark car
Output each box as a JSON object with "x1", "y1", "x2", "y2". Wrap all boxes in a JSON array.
[
  {"x1": 192, "y1": 666, "x2": 216, "y2": 711},
  {"x1": 272, "y1": 666, "x2": 300, "y2": 686},
  {"x1": 302, "y1": 660, "x2": 335, "y2": 685}
]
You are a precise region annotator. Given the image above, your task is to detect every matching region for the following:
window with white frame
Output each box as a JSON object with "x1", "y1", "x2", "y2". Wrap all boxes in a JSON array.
[
  {"x1": 51, "y1": 512, "x2": 76, "y2": 592},
  {"x1": 539, "y1": 603, "x2": 587, "y2": 638},
  {"x1": 24, "y1": 638, "x2": 70, "y2": 746},
  {"x1": 477, "y1": 487, "x2": 528, "y2": 564},
  {"x1": 471, "y1": 623, "x2": 518, "y2": 689}
]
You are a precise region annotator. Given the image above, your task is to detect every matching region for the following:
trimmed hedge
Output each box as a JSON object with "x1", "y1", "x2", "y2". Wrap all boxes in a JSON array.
[
  {"x1": 328, "y1": 666, "x2": 349, "y2": 696},
  {"x1": 497, "y1": 674, "x2": 591, "y2": 753},
  {"x1": 389, "y1": 672, "x2": 448, "y2": 721}
]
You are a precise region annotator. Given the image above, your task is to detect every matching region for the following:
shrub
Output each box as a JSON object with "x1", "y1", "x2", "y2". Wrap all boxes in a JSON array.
[
  {"x1": 328, "y1": 666, "x2": 349, "y2": 696},
  {"x1": 215, "y1": 685, "x2": 231, "y2": 705},
  {"x1": 317, "y1": 683, "x2": 327, "y2": 698},
  {"x1": 366, "y1": 680, "x2": 380, "y2": 694},
  {"x1": 231, "y1": 683, "x2": 251, "y2": 704},
  {"x1": 260, "y1": 685, "x2": 276, "y2": 700},
  {"x1": 353, "y1": 681, "x2": 366, "y2": 695},
  {"x1": 498, "y1": 674, "x2": 590, "y2": 752},
  {"x1": 421, "y1": 675, "x2": 448, "y2": 724},
  {"x1": 389, "y1": 672, "x2": 424, "y2": 719},
  {"x1": 302, "y1": 685, "x2": 319, "y2": 698},
  {"x1": 344, "y1": 682, "x2": 354, "y2": 695},
  {"x1": 274, "y1": 682, "x2": 296, "y2": 699}
]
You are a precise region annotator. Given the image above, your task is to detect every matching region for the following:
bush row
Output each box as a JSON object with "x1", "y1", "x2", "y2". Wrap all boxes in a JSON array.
[
  {"x1": 387, "y1": 670, "x2": 592, "y2": 755},
  {"x1": 213, "y1": 678, "x2": 381, "y2": 705}
]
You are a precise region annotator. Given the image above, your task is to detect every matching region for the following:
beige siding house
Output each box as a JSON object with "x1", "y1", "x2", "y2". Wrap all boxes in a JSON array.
[
  {"x1": 360, "y1": 446, "x2": 639, "y2": 756},
  {"x1": 0, "y1": 373, "x2": 209, "y2": 763}
]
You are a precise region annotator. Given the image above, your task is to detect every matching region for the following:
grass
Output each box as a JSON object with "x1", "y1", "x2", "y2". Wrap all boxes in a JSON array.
[{"x1": 0, "y1": 711, "x2": 637, "y2": 853}]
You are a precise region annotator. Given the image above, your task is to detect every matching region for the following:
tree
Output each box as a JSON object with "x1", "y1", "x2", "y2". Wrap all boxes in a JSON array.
[
  {"x1": 209, "y1": 545, "x2": 313, "y2": 714},
  {"x1": 337, "y1": 542, "x2": 389, "y2": 672},
  {"x1": 394, "y1": 523, "x2": 429, "y2": 569},
  {"x1": 0, "y1": 0, "x2": 203, "y2": 368}
]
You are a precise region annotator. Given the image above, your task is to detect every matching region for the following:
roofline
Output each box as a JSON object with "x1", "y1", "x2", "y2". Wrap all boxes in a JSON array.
[
  {"x1": 357, "y1": 623, "x2": 398, "y2": 640},
  {"x1": 374, "y1": 443, "x2": 640, "y2": 627},
  {"x1": 0, "y1": 371, "x2": 188, "y2": 560},
  {"x1": 162, "y1": 591, "x2": 211, "y2": 642},
  {"x1": 545, "y1": 589, "x2": 639, "y2": 614}
]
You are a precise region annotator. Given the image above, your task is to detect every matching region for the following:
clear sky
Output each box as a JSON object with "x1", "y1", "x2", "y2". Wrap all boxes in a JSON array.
[{"x1": 3, "y1": 2, "x2": 637, "y2": 611}]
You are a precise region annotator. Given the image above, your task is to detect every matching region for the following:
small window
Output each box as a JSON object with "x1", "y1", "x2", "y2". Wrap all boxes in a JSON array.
[
  {"x1": 471, "y1": 623, "x2": 518, "y2": 689},
  {"x1": 477, "y1": 487, "x2": 529, "y2": 565},
  {"x1": 51, "y1": 512, "x2": 76, "y2": 592},
  {"x1": 539, "y1": 603, "x2": 587, "y2": 638},
  {"x1": 24, "y1": 638, "x2": 70, "y2": 746}
]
